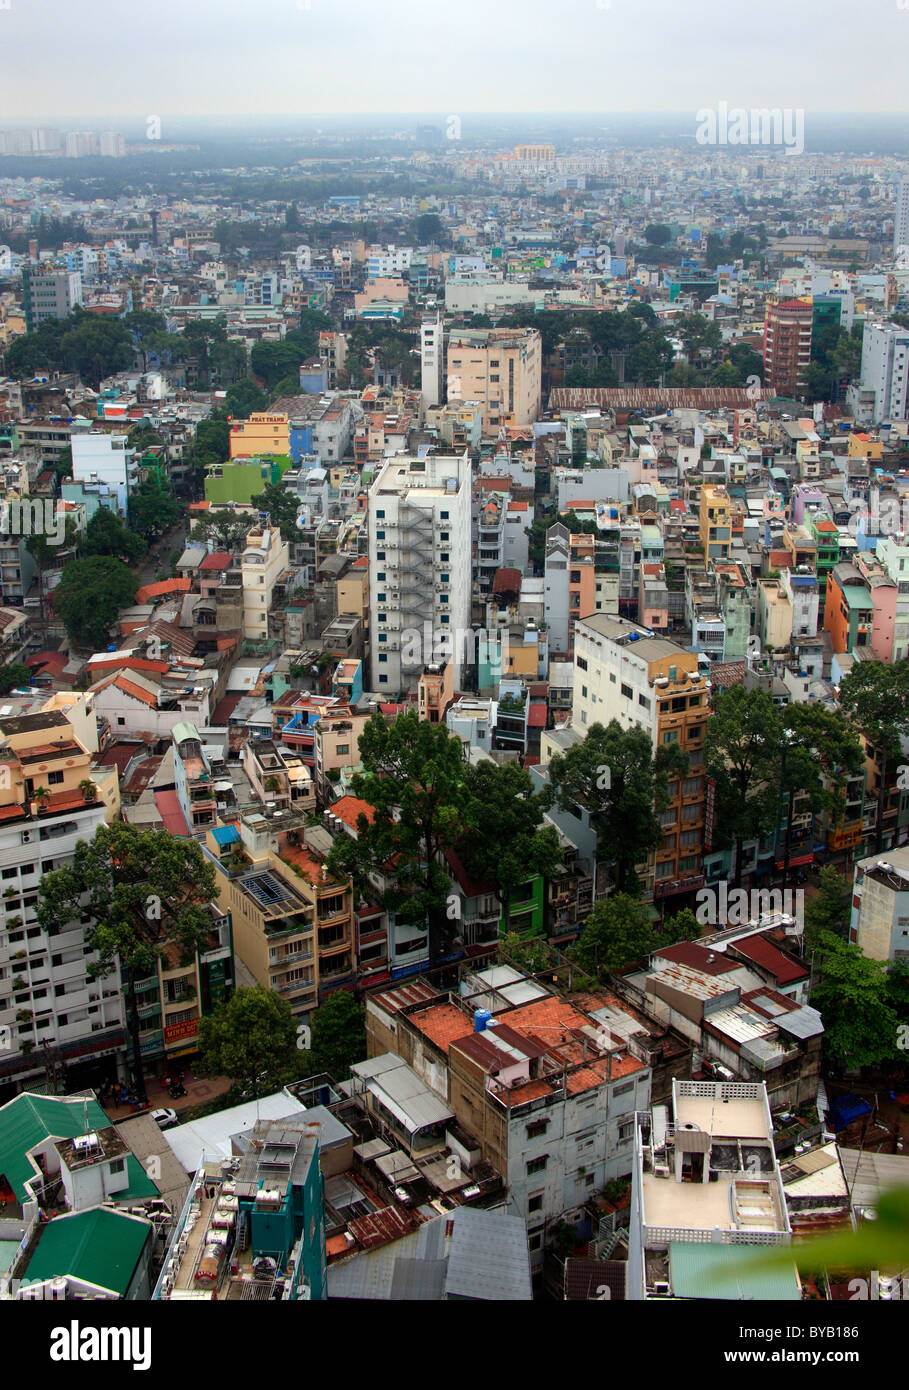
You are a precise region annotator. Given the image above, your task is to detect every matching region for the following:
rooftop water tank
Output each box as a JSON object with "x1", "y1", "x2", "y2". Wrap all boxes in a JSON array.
[{"x1": 474, "y1": 1009, "x2": 492, "y2": 1033}]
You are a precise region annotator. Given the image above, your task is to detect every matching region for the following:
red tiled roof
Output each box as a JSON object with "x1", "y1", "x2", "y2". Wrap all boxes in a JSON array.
[
  {"x1": 330, "y1": 796, "x2": 376, "y2": 830},
  {"x1": 733, "y1": 933, "x2": 808, "y2": 984},
  {"x1": 199, "y1": 551, "x2": 232, "y2": 571},
  {"x1": 115, "y1": 675, "x2": 158, "y2": 708},
  {"x1": 527, "y1": 704, "x2": 547, "y2": 727},
  {"x1": 654, "y1": 941, "x2": 740, "y2": 975},
  {"x1": 492, "y1": 567, "x2": 522, "y2": 595},
  {"x1": 134, "y1": 577, "x2": 192, "y2": 604},
  {"x1": 154, "y1": 789, "x2": 190, "y2": 837}
]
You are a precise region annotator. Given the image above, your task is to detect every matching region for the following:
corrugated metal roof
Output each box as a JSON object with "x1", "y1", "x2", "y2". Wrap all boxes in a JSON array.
[{"x1": 668, "y1": 1241, "x2": 801, "y2": 1301}]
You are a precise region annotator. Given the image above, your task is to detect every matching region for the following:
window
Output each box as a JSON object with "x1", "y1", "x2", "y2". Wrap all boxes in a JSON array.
[
  {"x1": 109, "y1": 1158, "x2": 125, "y2": 1174},
  {"x1": 621, "y1": 683, "x2": 633, "y2": 700},
  {"x1": 528, "y1": 1193, "x2": 544, "y2": 1214},
  {"x1": 577, "y1": 656, "x2": 587, "y2": 671},
  {"x1": 526, "y1": 1119, "x2": 549, "y2": 1139},
  {"x1": 526, "y1": 1155, "x2": 547, "y2": 1176},
  {"x1": 376, "y1": 509, "x2": 385, "y2": 518},
  {"x1": 379, "y1": 654, "x2": 387, "y2": 663},
  {"x1": 47, "y1": 771, "x2": 64, "y2": 786},
  {"x1": 441, "y1": 511, "x2": 449, "y2": 519},
  {"x1": 376, "y1": 530, "x2": 385, "y2": 540},
  {"x1": 528, "y1": 1232, "x2": 543, "y2": 1252}
]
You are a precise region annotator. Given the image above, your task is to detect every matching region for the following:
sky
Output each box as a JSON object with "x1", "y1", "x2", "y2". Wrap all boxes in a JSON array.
[{"x1": 1, "y1": 0, "x2": 908, "y2": 123}]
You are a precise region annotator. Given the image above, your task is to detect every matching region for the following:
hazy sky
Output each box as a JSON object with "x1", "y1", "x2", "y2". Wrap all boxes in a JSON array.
[{"x1": 2, "y1": 0, "x2": 908, "y2": 122}]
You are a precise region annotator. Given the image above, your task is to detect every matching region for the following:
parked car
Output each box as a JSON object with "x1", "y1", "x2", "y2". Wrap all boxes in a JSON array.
[{"x1": 150, "y1": 1107, "x2": 179, "y2": 1130}]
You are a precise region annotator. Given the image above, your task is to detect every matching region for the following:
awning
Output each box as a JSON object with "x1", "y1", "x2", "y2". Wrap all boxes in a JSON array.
[{"x1": 775, "y1": 854, "x2": 813, "y2": 869}]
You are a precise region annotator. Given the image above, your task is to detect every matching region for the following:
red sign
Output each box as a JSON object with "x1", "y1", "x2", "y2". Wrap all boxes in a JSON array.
[{"x1": 164, "y1": 1017, "x2": 200, "y2": 1045}]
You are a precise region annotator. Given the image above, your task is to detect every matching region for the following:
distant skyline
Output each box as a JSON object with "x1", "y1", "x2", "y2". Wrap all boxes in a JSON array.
[{"x1": 1, "y1": 0, "x2": 908, "y2": 123}]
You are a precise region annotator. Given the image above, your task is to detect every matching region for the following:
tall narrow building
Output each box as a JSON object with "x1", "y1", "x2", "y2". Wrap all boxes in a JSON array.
[
  {"x1": 763, "y1": 298, "x2": 813, "y2": 399},
  {"x1": 368, "y1": 449, "x2": 472, "y2": 693}
]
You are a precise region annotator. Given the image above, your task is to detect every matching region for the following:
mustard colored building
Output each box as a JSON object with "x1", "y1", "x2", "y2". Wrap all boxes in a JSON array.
[
  {"x1": 699, "y1": 485, "x2": 732, "y2": 563},
  {"x1": 229, "y1": 412, "x2": 290, "y2": 459}
]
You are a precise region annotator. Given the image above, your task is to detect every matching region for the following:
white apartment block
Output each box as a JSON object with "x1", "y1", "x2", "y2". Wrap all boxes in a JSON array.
[
  {"x1": 859, "y1": 321, "x2": 909, "y2": 424},
  {"x1": 420, "y1": 312, "x2": 444, "y2": 409},
  {"x1": 894, "y1": 177, "x2": 909, "y2": 256},
  {"x1": 241, "y1": 523, "x2": 290, "y2": 642},
  {"x1": 368, "y1": 450, "x2": 472, "y2": 693},
  {"x1": 543, "y1": 524, "x2": 571, "y2": 655},
  {"x1": 71, "y1": 433, "x2": 136, "y2": 516},
  {"x1": 849, "y1": 848, "x2": 909, "y2": 963},
  {"x1": 627, "y1": 1080, "x2": 791, "y2": 1300}
]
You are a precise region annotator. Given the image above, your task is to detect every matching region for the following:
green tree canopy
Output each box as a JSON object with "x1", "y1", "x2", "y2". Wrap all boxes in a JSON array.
[
  {"x1": 0, "y1": 662, "x2": 31, "y2": 696},
  {"x1": 249, "y1": 481, "x2": 299, "y2": 540},
  {"x1": 543, "y1": 720, "x2": 687, "y2": 893},
  {"x1": 325, "y1": 711, "x2": 468, "y2": 965},
  {"x1": 705, "y1": 685, "x2": 781, "y2": 885},
  {"x1": 52, "y1": 554, "x2": 138, "y2": 649},
  {"x1": 38, "y1": 823, "x2": 218, "y2": 1101},
  {"x1": 457, "y1": 761, "x2": 562, "y2": 934},
  {"x1": 810, "y1": 929, "x2": 899, "y2": 1069},
  {"x1": 127, "y1": 475, "x2": 182, "y2": 540},
  {"x1": 574, "y1": 892, "x2": 660, "y2": 975},
  {"x1": 198, "y1": 986, "x2": 298, "y2": 1099},
  {"x1": 83, "y1": 505, "x2": 147, "y2": 562}
]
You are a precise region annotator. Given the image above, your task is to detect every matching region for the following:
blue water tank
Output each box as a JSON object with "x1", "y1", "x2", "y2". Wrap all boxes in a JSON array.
[{"x1": 474, "y1": 1009, "x2": 491, "y2": 1033}]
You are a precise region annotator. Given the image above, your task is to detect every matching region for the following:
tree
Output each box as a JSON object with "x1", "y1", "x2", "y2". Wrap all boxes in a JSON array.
[
  {"x1": 52, "y1": 555, "x2": 138, "y2": 650},
  {"x1": 839, "y1": 662, "x2": 909, "y2": 854},
  {"x1": 249, "y1": 481, "x2": 299, "y2": 539},
  {"x1": 38, "y1": 823, "x2": 218, "y2": 1103},
  {"x1": 776, "y1": 704, "x2": 863, "y2": 889},
  {"x1": 0, "y1": 663, "x2": 31, "y2": 695},
  {"x1": 810, "y1": 930, "x2": 898, "y2": 1069},
  {"x1": 574, "y1": 893, "x2": 660, "y2": 976},
  {"x1": 705, "y1": 686, "x2": 780, "y2": 886},
  {"x1": 458, "y1": 762, "x2": 562, "y2": 936},
  {"x1": 661, "y1": 907, "x2": 701, "y2": 944},
  {"x1": 250, "y1": 340, "x2": 305, "y2": 391},
  {"x1": 643, "y1": 224, "x2": 673, "y2": 247},
  {"x1": 543, "y1": 721, "x2": 686, "y2": 894},
  {"x1": 305, "y1": 991, "x2": 366, "y2": 1081},
  {"x1": 410, "y1": 212, "x2": 444, "y2": 245},
  {"x1": 198, "y1": 986, "x2": 298, "y2": 1099},
  {"x1": 127, "y1": 475, "x2": 182, "y2": 540},
  {"x1": 83, "y1": 505, "x2": 147, "y2": 563},
  {"x1": 498, "y1": 931, "x2": 560, "y2": 975},
  {"x1": 189, "y1": 507, "x2": 252, "y2": 547},
  {"x1": 225, "y1": 377, "x2": 269, "y2": 419},
  {"x1": 325, "y1": 711, "x2": 467, "y2": 967},
  {"x1": 804, "y1": 866, "x2": 852, "y2": 945}
]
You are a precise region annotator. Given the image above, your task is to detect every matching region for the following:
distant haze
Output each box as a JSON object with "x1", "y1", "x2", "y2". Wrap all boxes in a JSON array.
[{"x1": 1, "y1": 0, "x2": 908, "y2": 122}]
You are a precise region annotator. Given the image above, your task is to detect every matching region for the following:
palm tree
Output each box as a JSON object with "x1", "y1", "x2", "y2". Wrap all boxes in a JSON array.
[{"x1": 78, "y1": 779, "x2": 97, "y2": 802}]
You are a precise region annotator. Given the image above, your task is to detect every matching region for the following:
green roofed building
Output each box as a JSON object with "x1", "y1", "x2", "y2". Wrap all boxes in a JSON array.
[
  {"x1": 668, "y1": 1241, "x2": 801, "y2": 1300},
  {"x1": 22, "y1": 1206, "x2": 153, "y2": 1300},
  {"x1": 0, "y1": 1093, "x2": 157, "y2": 1208}
]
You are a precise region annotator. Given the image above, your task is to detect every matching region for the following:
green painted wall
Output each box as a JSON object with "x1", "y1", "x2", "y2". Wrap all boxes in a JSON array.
[{"x1": 204, "y1": 456, "x2": 293, "y2": 505}]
